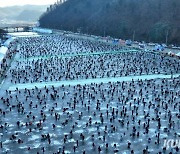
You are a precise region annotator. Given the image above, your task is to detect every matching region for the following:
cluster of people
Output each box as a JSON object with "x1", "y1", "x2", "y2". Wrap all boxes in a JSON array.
[
  {"x1": 7, "y1": 35, "x2": 180, "y2": 84},
  {"x1": 0, "y1": 77, "x2": 179, "y2": 153},
  {"x1": 18, "y1": 35, "x2": 125, "y2": 58},
  {"x1": 0, "y1": 34, "x2": 179, "y2": 153}
]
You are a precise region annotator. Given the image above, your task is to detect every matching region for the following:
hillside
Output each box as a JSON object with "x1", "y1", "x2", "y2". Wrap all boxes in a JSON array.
[
  {"x1": 0, "y1": 5, "x2": 48, "y2": 23},
  {"x1": 39, "y1": 0, "x2": 180, "y2": 45},
  {"x1": 16, "y1": 10, "x2": 45, "y2": 22}
]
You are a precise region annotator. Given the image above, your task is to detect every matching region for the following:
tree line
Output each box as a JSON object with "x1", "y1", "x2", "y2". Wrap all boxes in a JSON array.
[{"x1": 39, "y1": 0, "x2": 180, "y2": 45}]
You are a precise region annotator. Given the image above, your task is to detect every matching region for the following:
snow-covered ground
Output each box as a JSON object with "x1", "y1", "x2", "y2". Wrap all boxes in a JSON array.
[
  {"x1": 0, "y1": 46, "x2": 8, "y2": 55},
  {"x1": 3, "y1": 37, "x2": 16, "y2": 47},
  {"x1": 0, "y1": 34, "x2": 179, "y2": 154},
  {"x1": 8, "y1": 73, "x2": 180, "y2": 91},
  {"x1": 33, "y1": 27, "x2": 53, "y2": 34},
  {"x1": 9, "y1": 32, "x2": 39, "y2": 37}
]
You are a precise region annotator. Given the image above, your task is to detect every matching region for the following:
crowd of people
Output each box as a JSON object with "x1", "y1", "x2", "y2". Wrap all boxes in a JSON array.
[
  {"x1": 18, "y1": 35, "x2": 125, "y2": 58},
  {"x1": 7, "y1": 35, "x2": 180, "y2": 84},
  {"x1": 0, "y1": 42, "x2": 17, "y2": 81},
  {"x1": 0, "y1": 34, "x2": 179, "y2": 154}
]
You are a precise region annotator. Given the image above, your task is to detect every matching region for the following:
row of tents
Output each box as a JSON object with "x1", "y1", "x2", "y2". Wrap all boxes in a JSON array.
[{"x1": 101, "y1": 36, "x2": 180, "y2": 58}]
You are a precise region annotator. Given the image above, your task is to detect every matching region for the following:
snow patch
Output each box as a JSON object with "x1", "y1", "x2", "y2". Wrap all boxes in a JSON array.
[{"x1": 33, "y1": 27, "x2": 53, "y2": 34}]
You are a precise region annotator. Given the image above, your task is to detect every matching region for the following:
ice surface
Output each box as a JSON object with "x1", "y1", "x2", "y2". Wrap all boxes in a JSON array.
[
  {"x1": 0, "y1": 33, "x2": 179, "y2": 154},
  {"x1": 8, "y1": 73, "x2": 180, "y2": 91},
  {"x1": 176, "y1": 52, "x2": 180, "y2": 56},
  {"x1": 15, "y1": 49, "x2": 140, "y2": 62},
  {"x1": 3, "y1": 37, "x2": 16, "y2": 47},
  {"x1": 0, "y1": 53, "x2": 5, "y2": 62},
  {"x1": 0, "y1": 46, "x2": 8, "y2": 54}
]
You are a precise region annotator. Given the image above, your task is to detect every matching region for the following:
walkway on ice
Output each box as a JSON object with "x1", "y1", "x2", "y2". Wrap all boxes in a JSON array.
[
  {"x1": 15, "y1": 49, "x2": 141, "y2": 61},
  {"x1": 8, "y1": 73, "x2": 180, "y2": 91}
]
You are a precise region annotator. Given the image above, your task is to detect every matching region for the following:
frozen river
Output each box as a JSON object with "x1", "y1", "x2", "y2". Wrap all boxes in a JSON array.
[{"x1": 0, "y1": 33, "x2": 179, "y2": 154}]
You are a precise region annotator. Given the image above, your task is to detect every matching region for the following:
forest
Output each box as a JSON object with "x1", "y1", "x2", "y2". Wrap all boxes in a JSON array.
[{"x1": 39, "y1": 0, "x2": 180, "y2": 45}]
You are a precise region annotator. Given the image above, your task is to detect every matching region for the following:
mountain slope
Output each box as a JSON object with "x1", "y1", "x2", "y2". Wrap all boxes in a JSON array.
[
  {"x1": 39, "y1": 0, "x2": 180, "y2": 45},
  {"x1": 16, "y1": 10, "x2": 45, "y2": 21},
  {"x1": 0, "y1": 5, "x2": 48, "y2": 22}
]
